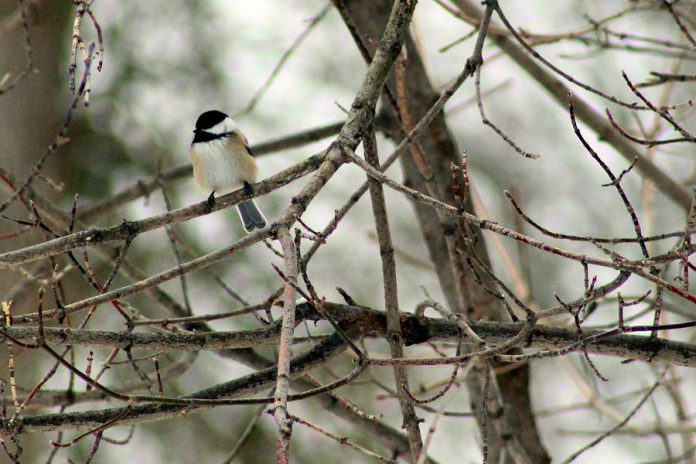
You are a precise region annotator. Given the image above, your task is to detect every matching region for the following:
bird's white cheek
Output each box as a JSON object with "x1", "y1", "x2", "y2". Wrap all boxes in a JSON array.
[{"x1": 209, "y1": 117, "x2": 238, "y2": 134}]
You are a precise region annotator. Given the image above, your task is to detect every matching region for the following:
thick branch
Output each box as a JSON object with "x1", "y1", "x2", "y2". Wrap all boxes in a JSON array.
[{"x1": 4, "y1": 303, "x2": 695, "y2": 366}]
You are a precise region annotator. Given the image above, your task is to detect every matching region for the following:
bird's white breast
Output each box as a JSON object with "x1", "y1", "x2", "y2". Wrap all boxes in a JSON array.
[{"x1": 190, "y1": 136, "x2": 254, "y2": 195}]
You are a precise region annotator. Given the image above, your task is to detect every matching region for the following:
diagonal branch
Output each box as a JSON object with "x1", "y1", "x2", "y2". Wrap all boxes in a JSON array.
[
  {"x1": 364, "y1": 125, "x2": 425, "y2": 460},
  {"x1": 454, "y1": 0, "x2": 691, "y2": 210}
]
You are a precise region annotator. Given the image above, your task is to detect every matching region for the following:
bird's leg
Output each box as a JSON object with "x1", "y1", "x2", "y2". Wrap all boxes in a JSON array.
[
  {"x1": 206, "y1": 190, "x2": 216, "y2": 212},
  {"x1": 243, "y1": 181, "x2": 254, "y2": 197}
]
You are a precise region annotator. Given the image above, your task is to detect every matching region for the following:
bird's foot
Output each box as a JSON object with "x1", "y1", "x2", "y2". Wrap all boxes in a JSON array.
[
  {"x1": 205, "y1": 191, "x2": 216, "y2": 212},
  {"x1": 243, "y1": 181, "x2": 254, "y2": 197}
]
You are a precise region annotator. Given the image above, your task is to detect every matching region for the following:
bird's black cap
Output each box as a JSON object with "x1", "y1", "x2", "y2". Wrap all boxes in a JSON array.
[{"x1": 195, "y1": 110, "x2": 228, "y2": 131}]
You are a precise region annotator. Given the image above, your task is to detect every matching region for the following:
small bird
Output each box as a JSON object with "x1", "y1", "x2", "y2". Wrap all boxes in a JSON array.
[{"x1": 190, "y1": 110, "x2": 267, "y2": 232}]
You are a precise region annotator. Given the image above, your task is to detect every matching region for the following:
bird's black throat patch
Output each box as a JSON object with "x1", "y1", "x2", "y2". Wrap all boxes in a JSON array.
[{"x1": 192, "y1": 130, "x2": 222, "y2": 144}]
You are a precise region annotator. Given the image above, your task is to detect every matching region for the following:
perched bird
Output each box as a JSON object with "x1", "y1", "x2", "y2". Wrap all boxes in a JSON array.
[{"x1": 190, "y1": 110, "x2": 267, "y2": 232}]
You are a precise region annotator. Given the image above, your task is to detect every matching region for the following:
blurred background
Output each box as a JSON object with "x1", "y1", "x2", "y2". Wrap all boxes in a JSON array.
[{"x1": 1, "y1": 1, "x2": 695, "y2": 462}]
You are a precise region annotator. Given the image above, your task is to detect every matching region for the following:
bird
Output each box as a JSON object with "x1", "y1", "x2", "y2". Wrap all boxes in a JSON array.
[{"x1": 190, "y1": 110, "x2": 267, "y2": 232}]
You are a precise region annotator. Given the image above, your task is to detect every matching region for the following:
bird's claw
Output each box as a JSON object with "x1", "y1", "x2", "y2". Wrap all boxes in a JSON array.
[
  {"x1": 243, "y1": 181, "x2": 254, "y2": 197},
  {"x1": 206, "y1": 191, "x2": 216, "y2": 212}
]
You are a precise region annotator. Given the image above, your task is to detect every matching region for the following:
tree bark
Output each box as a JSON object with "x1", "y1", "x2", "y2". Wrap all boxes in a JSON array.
[{"x1": 334, "y1": 1, "x2": 550, "y2": 462}]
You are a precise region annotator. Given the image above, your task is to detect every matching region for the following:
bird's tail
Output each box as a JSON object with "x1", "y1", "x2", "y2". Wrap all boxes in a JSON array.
[{"x1": 236, "y1": 199, "x2": 267, "y2": 232}]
